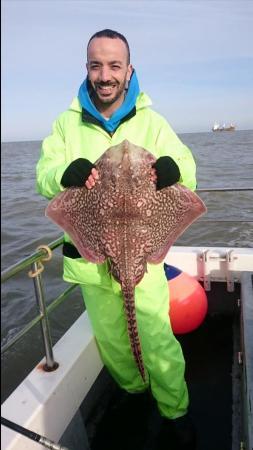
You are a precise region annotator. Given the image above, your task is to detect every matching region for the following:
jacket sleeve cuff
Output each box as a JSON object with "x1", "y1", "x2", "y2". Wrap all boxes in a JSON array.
[{"x1": 36, "y1": 163, "x2": 70, "y2": 199}]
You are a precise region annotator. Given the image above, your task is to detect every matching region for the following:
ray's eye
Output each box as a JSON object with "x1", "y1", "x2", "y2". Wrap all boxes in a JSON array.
[
  {"x1": 110, "y1": 174, "x2": 118, "y2": 185},
  {"x1": 131, "y1": 174, "x2": 140, "y2": 184}
]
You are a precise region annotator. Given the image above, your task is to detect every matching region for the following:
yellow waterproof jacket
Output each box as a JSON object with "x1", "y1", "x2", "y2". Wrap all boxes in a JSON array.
[{"x1": 36, "y1": 92, "x2": 196, "y2": 285}]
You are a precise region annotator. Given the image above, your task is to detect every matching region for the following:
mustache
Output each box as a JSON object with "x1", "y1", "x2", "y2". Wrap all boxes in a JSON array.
[{"x1": 95, "y1": 81, "x2": 118, "y2": 87}]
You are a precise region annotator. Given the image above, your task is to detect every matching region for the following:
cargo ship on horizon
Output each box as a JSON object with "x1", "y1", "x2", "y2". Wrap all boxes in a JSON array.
[{"x1": 212, "y1": 122, "x2": 236, "y2": 131}]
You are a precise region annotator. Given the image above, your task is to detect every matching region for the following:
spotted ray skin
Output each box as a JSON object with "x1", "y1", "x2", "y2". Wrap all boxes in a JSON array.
[{"x1": 46, "y1": 140, "x2": 206, "y2": 381}]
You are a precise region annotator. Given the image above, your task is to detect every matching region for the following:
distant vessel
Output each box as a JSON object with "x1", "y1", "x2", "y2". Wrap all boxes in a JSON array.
[{"x1": 212, "y1": 122, "x2": 236, "y2": 132}]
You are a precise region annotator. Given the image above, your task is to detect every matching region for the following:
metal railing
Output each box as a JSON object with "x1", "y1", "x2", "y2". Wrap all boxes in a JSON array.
[
  {"x1": 196, "y1": 187, "x2": 253, "y2": 223},
  {"x1": 1, "y1": 236, "x2": 78, "y2": 371},
  {"x1": 196, "y1": 187, "x2": 253, "y2": 192},
  {"x1": 1, "y1": 187, "x2": 253, "y2": 369}
]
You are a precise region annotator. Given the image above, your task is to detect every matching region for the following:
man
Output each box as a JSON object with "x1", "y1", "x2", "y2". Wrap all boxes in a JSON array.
[{"x1": 36, "y1": 29, "x2": 196, "y2": 449}]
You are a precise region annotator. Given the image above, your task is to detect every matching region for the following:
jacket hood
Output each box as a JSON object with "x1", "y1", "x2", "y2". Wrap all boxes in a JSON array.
[
  {"x1": 69, "y1": 90, "x2": 152, "y2": 115},
  {"x1": 77, "y1": 70, "x2": 141, "y2": 133}
]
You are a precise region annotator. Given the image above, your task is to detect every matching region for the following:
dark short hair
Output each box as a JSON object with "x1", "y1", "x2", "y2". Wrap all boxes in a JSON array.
[{"x1": 87, "y1": 29, "x2": 130, "y2": 64}]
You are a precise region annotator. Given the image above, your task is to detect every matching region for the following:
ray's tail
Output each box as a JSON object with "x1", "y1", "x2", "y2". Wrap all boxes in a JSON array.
[{"x1": 121, "y1": 283, "x2": 146, "y2": 382}]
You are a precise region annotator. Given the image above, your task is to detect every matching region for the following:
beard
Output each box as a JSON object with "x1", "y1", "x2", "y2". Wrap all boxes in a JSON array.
[{"x1": 88, "y1": 77, "x2": 128, "y2": 107}]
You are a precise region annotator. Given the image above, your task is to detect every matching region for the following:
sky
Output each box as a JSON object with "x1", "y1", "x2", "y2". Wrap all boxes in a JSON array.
[{"x1": 2, "y1": 0, "x2": 253, "y2": 141}]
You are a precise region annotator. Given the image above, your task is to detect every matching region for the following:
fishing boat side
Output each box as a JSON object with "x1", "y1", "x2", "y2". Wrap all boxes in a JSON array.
[{"x1": 1, "y1": 312, "x2": 103, "y2": 450}]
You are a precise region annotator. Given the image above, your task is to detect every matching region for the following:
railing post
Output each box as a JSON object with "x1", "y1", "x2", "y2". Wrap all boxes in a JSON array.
[{"x1": 31, "y1": 261, "x2": 58, "y2": 371}]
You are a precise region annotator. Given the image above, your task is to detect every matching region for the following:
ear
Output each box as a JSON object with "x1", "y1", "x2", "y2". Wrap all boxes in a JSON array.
[
  {"x1": 127, "y1": 64, "x2": 133, "y2": 82},
  {"x1": 86, "y1": 62, "x2": 91, "y2": 81}
]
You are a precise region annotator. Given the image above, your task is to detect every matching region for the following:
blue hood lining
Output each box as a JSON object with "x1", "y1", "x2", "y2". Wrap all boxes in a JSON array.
[{"x1": 78, "y1": 70, "x2": 140, "y2": 132}]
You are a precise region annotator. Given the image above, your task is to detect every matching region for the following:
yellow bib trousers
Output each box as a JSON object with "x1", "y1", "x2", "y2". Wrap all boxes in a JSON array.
[{"x1": 80, "y1": 262, "x2": 189, "y2": 420}]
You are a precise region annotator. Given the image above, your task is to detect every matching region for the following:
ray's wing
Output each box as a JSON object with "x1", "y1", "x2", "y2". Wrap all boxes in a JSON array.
[
  {"x1": 147, "y1": 184, "x2": 206, "y2": 264},
  {"x1": 45, "y1": 185, "x2": 107, "y2": 263}
]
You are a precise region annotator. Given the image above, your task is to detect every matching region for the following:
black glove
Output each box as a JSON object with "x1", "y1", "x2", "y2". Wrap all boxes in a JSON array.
[
  {"x1": 61, "y1": 158, "x2": 95, "y2": 188},
  {"x1": 152, "y1": 156, "x2": 180, "y2": 190}
]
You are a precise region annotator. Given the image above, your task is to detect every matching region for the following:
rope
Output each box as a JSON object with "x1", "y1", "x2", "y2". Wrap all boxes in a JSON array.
[
  {"x1": 37, "y1": 245, "x2": 53, "y2": 261},
  {"x1": 28, "y1": 245, "x2": 53, "y2": 278},
  {"x1": 28, "y1": 262, "x2": 44, "y2": 278}
]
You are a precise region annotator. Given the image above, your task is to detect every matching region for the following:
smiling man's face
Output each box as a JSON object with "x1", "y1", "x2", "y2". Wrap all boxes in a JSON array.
[{"x1": 86, "y1": 37, "x2": 133, "y2": 115}]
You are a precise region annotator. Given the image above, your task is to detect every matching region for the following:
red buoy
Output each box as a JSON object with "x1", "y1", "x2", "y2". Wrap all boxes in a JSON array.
[{"x1": 164, "y1": 264, "x2": 208, "y2": 334}]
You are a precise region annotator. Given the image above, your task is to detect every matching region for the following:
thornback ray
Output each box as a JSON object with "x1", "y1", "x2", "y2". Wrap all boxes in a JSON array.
[{"x1": 46, "y1": 140, "x2": 207, "y2": 381}]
